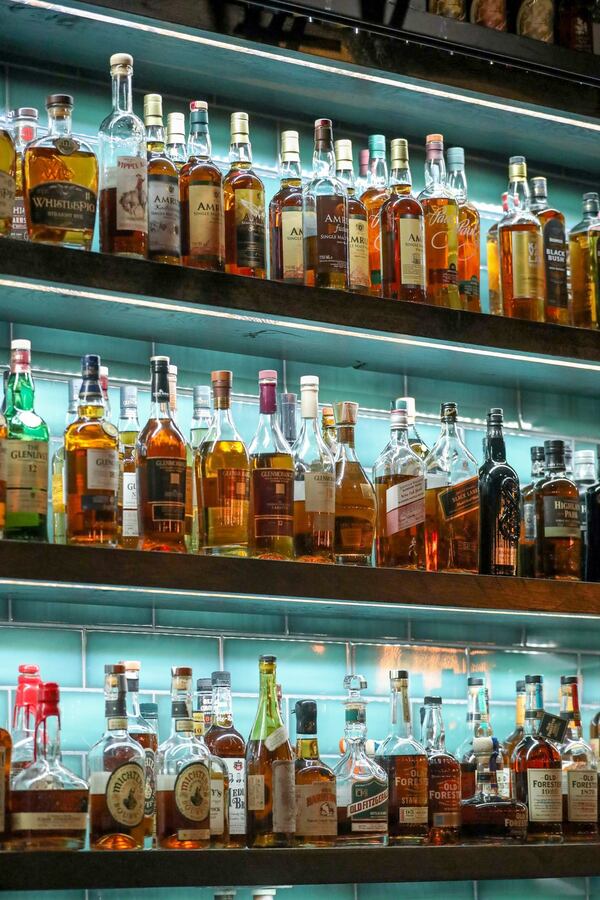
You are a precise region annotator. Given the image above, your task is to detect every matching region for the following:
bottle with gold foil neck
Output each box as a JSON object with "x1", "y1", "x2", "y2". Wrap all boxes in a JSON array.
[
  {"x1": 447, "y1": 147, "x2": 480, "y2": 313},
  {"x1": 498, "y1": 156, "x2": 545, "y2": 322},
  {"x1": 269, "y1": 130, "x2": 304, "y2": 284},
  {"x1": 333, "y1": 401, "x2": 376, "y2": 566},
  {"x1": 334, "y1": 139, "x2": 369, "y2": 294},
  {"x1": 360, "y1": 134, "x2": 390, "y2": 296},
  {"x1": 569, "y1": 192, "x2": 600, "y2": 330},
  {"x1": 143, "y1": 94, "x2": 181, "y2": 265},
  {"x1": 224, "y1": 112, "x2": 266, "y2": 278}
]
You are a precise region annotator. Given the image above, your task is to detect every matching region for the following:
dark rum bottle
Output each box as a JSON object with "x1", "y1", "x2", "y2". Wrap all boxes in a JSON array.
[
  {"x1": 223, "y1": 112, "x2": 266, "y2": 278},
  {"x1": 478, "y1": 408, "x2": 520, "y2": 576},
  {"x1": 269, "y1": 130, "x2": 303, "y2": 284}
]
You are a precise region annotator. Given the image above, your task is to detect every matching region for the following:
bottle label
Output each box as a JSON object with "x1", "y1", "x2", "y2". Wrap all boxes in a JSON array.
[
  {"x1": 11, "y1": 811, "x2": 88, "y2": 831},
  {"x1": 146, "y1": 457, "x2": 186, "y2": 522},
  {"x1": 494, "y1": 474, "x2": 521, "y2": 563},
  {"x1": 112, "y1": 156, "x2": 148, "y2": 234},
  {"x1": 510, "y1": 231, "x2": 544, "y2": 301},
  {"x1": 247, "y1": 773, "x2": 265, "y2": 811},
  {"x1": 210, "y1": 773, "x2": 226, "y2": 835},
  {"x1": 496, "y1": 768, "x2": 511, "y2": 800},
  {"x1": 272, "y1": 759, "x2": 296, "y2": 834},
  {"x1": 386, "y1": 476, "x2": 425, "y2": 534},
  {"x1": 315, "y1": 194, "x2": 348, "y2": 276},
  {"x1": 215, "y1": 468, "x2": 250, "y2": 509},
  {"x1": 0, "y1": 170, "x2": 15, "y2": 219},
  {"x1": 265, "y1": 725, "x2": 289, "y2": 751},
  {"x1": 6, "y1": 440, "x2": 48, "y2": 515},
  {"x1": 12, "y1": 190, "x2": 28, "y2": 239},
  {"x1": 224, "y1": 757, "x2": 246, "y2": 835},
  {"x1": 0, "y1": 747, "x2": 5, "y2": 832},
  {"x1": 471, "y1": 0, "x2": 506, "y2": 28},
  {"x1": 424, "y1": 201, "x2": 458, "y2": 284},
  {"x1": 428, "y1": 756, "x2": 461, "y2": 825},
  {"x1": 86, "y1": 448, "x2": 118, "y2": 492},
  {"x1": 122, "y1": 471, "x2": 138, "y2": 537},
  {"x1": 174, "y1": 762, "x2": 210, "y2": 822},
  {"x1": 523, "y1": 500, "x2": 536, "y2": 541},
  {"x1": 437, "y1": 475, "x2": 479, "y2": 521},
  {"x1": 281, "y1": 208, "x2": 304, "y2": 281},
  {"x1": 295, "y1": 783, "x2": 337, "y2": 837},
  {"x1": 251, "y1": 467, "x2": 294, "y2": 538},
  {"x1": 347, "y1": 779, "x2": 388, "y2": 832},
  {"x1": 348, "y1": 214, "x2": 369, "y2": 289},
  {"x1": 188, "y1": 183, "x2": 224, "y2": 258},
  {"x1": 106, "y1": 762, "x2": 145, "y2": 827},
  {"x1": 28, "y1": 182, "x2": 96, "y2": 232},
  {"x1": 543, "y1": 495, "x2": 580, "y2": 538},
  {"x1": 148, "y1": 172, "x2": 180, "y2": 256},
  {"x1": 399, "y1": 216, "x2": 426, "y2": 287},
  {"x1": 144, "y1": 748, "x2": 156, "y2": 818},
  {"x1": 107, "y1": 717, "x2": 128, "y2": 731},
  {"x1": 527, "y1": 769, "x2": 562, "y2": 822},
  {"x1": 234, "y1": 188, "x2": 266, "y2": 269},
  {"x1": 565, "y1": 769, "x2": 598, "y2": 823},
  {"x1": 304, "y1": 471, "x2": 335, "y2": 515},
  {"x1": 543, "y1": 218, "x2": 568, "y2": 310},
  {"x1": 517, "y1": 2, "x2": 553, "y2": 40}
]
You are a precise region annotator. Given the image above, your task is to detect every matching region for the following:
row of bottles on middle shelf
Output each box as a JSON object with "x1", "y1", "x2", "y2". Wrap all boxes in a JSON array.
[
  {"x1": 2, "y1": 657, "x2": 599, "y2": 851},
  {"x1": 1, "y1": 338, "x2": 599, "y2": 582}
]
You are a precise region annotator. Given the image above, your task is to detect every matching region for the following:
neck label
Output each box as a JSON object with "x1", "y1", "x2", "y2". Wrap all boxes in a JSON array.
[
  {"x1": 539, "y1": 712, "x2": 568, "y2": 743},
  {"x1": 564, "y1": 769, "x2": 598, "y2": 823}
]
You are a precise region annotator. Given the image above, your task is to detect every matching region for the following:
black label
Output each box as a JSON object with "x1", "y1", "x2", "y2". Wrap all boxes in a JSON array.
[
  {"x1": 498, "y1": 475, "x2": 521, "y2": 544},
  {"x1": 540, "y1": 712, "x2": 568, "y2": 744},
  {"x1": 29, "y1": 181, "x2": 97, "y2": 231},
  {"x1": 543, "y1": 218, "x2": 568, "y2": 310},
  {"x1": 523, "y1": 500, "x2": 536, "y2": 541},
  {"x1": 543, "y1": 495, "x2": 580, "y2": 538},
  {"x1": 146, "y1": 457, "x2": 186, "y2": 523},
  {"x1": 235, "y1": 190, "x2": 266, "y2": 269},
  {"x1": 438, "y1": 476, "x2": 479, "y2": 521}
]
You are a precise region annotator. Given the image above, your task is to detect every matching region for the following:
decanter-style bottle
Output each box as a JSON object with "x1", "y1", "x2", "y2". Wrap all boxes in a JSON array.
[
  {"x1": 10, "y1": 664, "x2": 41, "y2": 780},
  {"x1": 460, "y1": 736, "x2": 527, "y2": 843},
  {"x1": 333, "y1": 401, "x2": 376, "y2": 566}
]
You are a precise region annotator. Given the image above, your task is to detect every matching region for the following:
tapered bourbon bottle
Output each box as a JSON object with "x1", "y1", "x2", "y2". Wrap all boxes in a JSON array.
[{"x1": 223, "y1": 113, "x2": 266, "y2": 278}]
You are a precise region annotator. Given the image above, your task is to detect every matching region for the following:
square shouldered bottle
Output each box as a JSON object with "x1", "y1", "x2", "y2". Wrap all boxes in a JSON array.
[
  {"x1": 205, "y1": 671, "x2": 247, "y2": 848},
  {"x1": 530, "y1": 176, "x2": 569, "y2": 325}
]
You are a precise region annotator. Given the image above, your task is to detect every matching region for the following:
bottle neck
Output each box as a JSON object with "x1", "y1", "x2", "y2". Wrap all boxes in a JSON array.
[
  {"x1": 112, "y1": 71, "x2": 133, "y2": 113},
  {"x1": 230, "y1": 139, "x2": 252, "y2": 167},
  {"x1": 188, "y1": 124, "x2": 211, "y2": 159},
  {"x1": 6, "y1": 353, "x2": 35, "y2": 413},
  {"x1": 515, "y1": 691, "x2": 525, "y2": 729},
  {"x1": 295, "y1": 734, "x2": 319, "y2": 759},
  {"x1": 280, "y1": 157, "x2": 301, "y2": 186},
  {"x1": 212, "y1": 683, "x2": 234, "y2": 729},
  {"x1": 344, "y1": 702, "x2": 367, "y2": 746},
  {"x1": 125, "y1": 677, "x2": 142, "y2": 719},
  {"x1": 390, "y1": 165, "x2": 412, "y2": 194},
  {"x1": 251, "y1": 666, "x2": 284, "y2": 739},
  {"x1": 147, "y1": 122, "x2": 166, "y2": 154},
  {"x1": 389, "y1": 682, "x2": 413, "y2": 739},
  {"x1": 335, "y1": 165, "x2": 355, "y2": 196},
  {"x1": 78, "y1": 375, "x2": 104, "y2": 420},
  {"x1": 485, "y1": 424, "x2": 507, "y2": 463},
  {"x1": 119, "y1": 408, "x2": 139, "y2": 433},
  {"x1": 424, "y1": 155, "x2": 447, "y2": 190},
  {"x1": 34, "y1": 713, "x2": 61, "y2": 764},
  {"x1": 47, "y1": 109, "x2": 73, "y2": 138},
  {"x1": 524, "y1": 682, "x2": 544, "y2": 736},
  {"x1": 389, "y1": 424, "x2": 411, "y2": 450},
  {"x1": 508, "y1": 176, "x2": 531, "y2": 213},
  {"x1": 448, "y1": 167, "x2": 467, "y2": 202},
  {"x1": 336, "y1": 424, "x2": 356, "y2": 450},
  {"x1": 561, "y1": 684, "x2": 583, "y2": 740},
  {"x1": 531, "y1": 459, "x2": 545, "y2": 480},
  {"x1": 575, "y1": 462, "x2": 596, "y2": 483},
  {"x1": 421, "y1": 705, "x2": 446, "y2": 752},
  {"x1": 313, "y1": 144, "x2": 336, "y2": 178},
  {"x1": 369, "y1": 155, "x2": 388, "y2": 188}
]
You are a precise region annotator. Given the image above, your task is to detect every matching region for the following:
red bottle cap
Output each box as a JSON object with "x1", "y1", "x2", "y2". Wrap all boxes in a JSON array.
[
  {"x1": 37, "y1": 682, "x2": 60, "y2": 720},
  {"x1": 13, "y1": 665, "x2": 42, "y2": 727}
]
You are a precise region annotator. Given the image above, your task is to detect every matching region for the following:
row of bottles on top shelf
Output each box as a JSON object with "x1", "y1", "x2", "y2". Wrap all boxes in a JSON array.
[
  {"x1": 1, "y1": 657, "x2": 598, "y2": 851},
  {"x1": 1, "y1": 55, "x2": 600, "y2": 329},
  {"x1": 0, "y1": 338, "x2": 597, "y2": 582}
]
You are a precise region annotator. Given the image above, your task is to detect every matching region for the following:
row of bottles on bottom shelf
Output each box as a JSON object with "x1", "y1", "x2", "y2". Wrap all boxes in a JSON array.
[{"x1": 1, "y1": 657, "x2": 598, "y2": 851}]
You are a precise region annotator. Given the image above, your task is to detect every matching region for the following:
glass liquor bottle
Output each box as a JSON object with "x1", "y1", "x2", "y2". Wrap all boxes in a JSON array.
[
  {"x1": 180, "y1": 100, "x2": 225, "y2": 271},
  {"x1": 421, "y1": 696, "x2": 461, "y2": 844},
  {"x1": 499, "y1": 156, "x2": 545, "y2": 321},
  {"x1": 117, "y1": 385, "x2": 140, "y2": 550},
  {"x1": 374, "y1": 408, "x2": 426, "y2": 569},
  {"x1": 503, "y1": 679, "x2": 526, "y2": 763},
  {"x1": 99, "y1": 365, "x2": 112, "y2": 424},
  {"x1": 293, "y1": 375, "x2": 335, "y2": 563},
  {"x1": 470, "y1": 0, "x2": 507, "y2": 28},
  {"x1": 424, "y1": 401, "x2": 479, "y2": 573},
  {"x1": 10, "y1": 664, "x2": 41, "y2": 779},
  {"x1": 189, "y1": 685, "x2": 229, "y2": 849},
  {"x1": 380, "y1": 138, "x2": 426, "y2": 303},
  {"x1": 321, "y1": 404, "x2": 338, "y2": 456},
  {"x1": 167, "y1": 364, "x2": 194, "y2": 551},
  {"x1": 558, "y1": 0, "x2": 593, "y2": 51},
  {"x1": 534, "y1": 439, "x2": 581, "y2": 580},
  {"x1": 98, "y1": 53, "x2": 148, "y2": 258},
  {"x1": 11, "y1": 682, "x2": 88, "y2": 850},
  {"x1": 293, "y1": 699, "x2": 337, "y2": 847},
  {"x1": 0, "y1": 121, "x2": 16, "y2": 237},
  {"x1": 280, "y1": 392, "x2": 297, "y2": 447},
  {"x1": 88, "y1": 664, "x2": 146, "y2": 850},
  {"x1": 418, "y1": 134, "x2": 461, "y2": 309},
  {"x1": 246, "y1": 655, "x2": 296, "y2": 848},
  {"x1": 361, "y1": 134, "x2": 389, "y2": 295},
  {"x1": 334, "y1": 674, "x2": 388, "y2": 845},
  {"x1": 9, "y1": 107, "x2": 38, "y2": 240},
  {"x1": 585, "y1": 465, "x2": 600, "y2": 582},
  {"x1": 378, "y1": 670, "x2": 428, "y2": 844},
  {"x1": 205, "y1": 671, "x2": 247, "y2": 847},
  {"x1": 166, "y1": 113, "x2": 187, "y2": 170},
  {"x1": 190, "y1": 383, "x2": 212, "y2": 553},
  {"x1": 590, "y1": 708, "x2": 600, "y2": 757},
  {"x1": 156, "y1": 666, "x2": 211, "y2": 849},
  {"x1": 5, "y1": 339, "x2": 49, "y2": 541},
  {"x1": 121, "y1": 660, "x2": 157, "y2": 841},
  {"x1": 513, "y1": 674, "x2": 563, "y2": 843},
  {"x1": 456, "y1": 677, "x2": 505, "y2": 800},
  {"x1": 140, "y1": 703, "x2": 159, "y2": 741},
  {"x1": 303, "y1": 118, "x2": 349, "y2": 290},
  {"x1": 478, "y1": 408, "x2": 520, "y2": 576},
  {"x1": 136, "y1": 356, "x2": 188, "y2": 553},
  {"x1": 429, "y1": 0, "x2": 467, "y2": 17},
  {"x1": 569, "y1": 192, "x2": 600, "y2": 329},
  {"x1": 333, "y1": 401, "x2": 376, "y2": 566},
  {"x1": 143, "y1": 94, "x2": 181, "y2": 265},
  {"x1": 447, "y1": 147, "x2": 480, "y2": 312},
  {"x1": 574, "y1": 449, "x2": 596, "y2": 571},
  {"x1": 334, "y1": 138, "x2": 369, "y2": 294},
  {"x1": 223, "y1": 112, "x2": 266, "y2": 278},
  {"x1": 51, "y1": 377, "x2": 80, "y2": 545},
  {"x1": 460, "y1": 736, "x2": 527, "y2": 842},
  {"x1": 393, "y1": 397, "x2": 429, "y2": 459},
  {"x1": 487, "y1": 192, "x2": 509, "y2": 316},
  {"x1": 356, "y1": 148, "x2": 370, "y2": 197},
  {"x1": 518, "y1": 446, "x2": 545, "y2": 577},
  {"x1": 529, "y1": 176, "x2": 569, "y2": 324},
  {"x1": 269, "y1": 130, "x2": 304, "y2": 284},
  {"x1": 559, "y1": 675, "x2": 598, "y2": 841},
  {"x1": 516, "y1": 0, "x2": 555, "y2": 41},
  {"x1": 65, "y1": 354, "x2": 119, "y2": 546},
  {"x1": 248, "y1": 370, "x2": 294, "y2": 560},
  {"x1": 0, "y1": 713, "x2": 10, "y2": 847}
]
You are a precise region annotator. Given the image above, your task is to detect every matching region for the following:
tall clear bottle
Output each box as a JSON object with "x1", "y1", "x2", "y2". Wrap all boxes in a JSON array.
[
  {"x1": 334, "y1": 401, "x2": 376, "y2": 566},
  {"x1": 559, "y1": 675, "x2": 598, "y2": 842},
  {"x1": 51, "y1": 378, "x2": 80, "y2": 545},
  {"x1": 447, "y1": 147, "x2": 480, "y2": 313},
  {"x1": 223, "y1": 112, "x2": 266, "y2": 278},
  {"x1": 478, "y1": 408, "x2": 520, "y2": 576},
  {"x1": 334, "y1": 139, "x2": 369, "y2": 294},
  {"x1": 421, "y1": 696, "x2": 461, "y2": 844},
  {"x1": 10, "y1": 664, "x2": 41, "y2": 779},
  {"x1": 393, "y1": 397, "x2": 429, "y2": 459},
  {"x1": 117, "y1": 385, "x2": 140, "y2": 550},
  {"x1": 418, "y1": 134, "x2": 460, "y2": 309},
  {"x1": 190, "y1": 384, "x2": 212, "y2": 553},
  {"x1": 269, "y1": 130, "x2": 304, "y2": 284}
]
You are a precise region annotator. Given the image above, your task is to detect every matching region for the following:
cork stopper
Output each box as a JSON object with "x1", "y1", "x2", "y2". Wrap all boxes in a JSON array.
[{"x1": 110, "y1": 53, "x2": 133, "y2": 74}]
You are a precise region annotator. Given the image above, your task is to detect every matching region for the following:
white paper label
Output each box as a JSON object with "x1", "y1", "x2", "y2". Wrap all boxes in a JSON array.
[
  {"x1": 566, "y1": 769, "x2": 598, "y2": 822},
  {"x1": 527, "y1": 769, "x2": 562, "y2": 822},
  {"x1": 294, "y1": 479, "x2": 305, "y2": 502},
  {"x1": 177, "y1": 828, "x2": 210, "y2": 841},
  {"x1": 0, "y1": 171, "x2": 16, "y2": 219},
  {"x1": 265, "y1": 725, "x2": 288, "y2": 751},
  {"x1": 225, "y1": 757, "x2": 246, "y2": 835},
  {"x1": 281, "y1": 208, "x2": 304, "y2": 281},
  {"x1": 210, "y1": 774, "x2": 225, "y2": 835},
  {"x1": 305, "y1": 471, "x2": 335, "y2": 514},
  {"x1": 11, "y1": 811, "x2": 88, "y2": 831},
  {"x1": 272, "y1": 759, "x2": 296, "y2": 834},
  {"x1": 295, "y1": 783, "x2": 337, "y2": 836},
  {"x1": 113, "y1": 156, "x2": 148, "y2": 234},
  {"x1": 398, "y1": 806, "x2": 428, "y2": 824},
  {"x1": 386, "y1": 476, "x2": 425, "y2": 534},
  {"x1": 0, "y1": 748, "x2": 5, "y2": 832},
  {"x1": 247, "y1": 774, "x2": 265, "y2": 811},
  {"x1": 148, "y1": 172, "x2": 180, "y2": 256},
  {"x1": 6, "y1": 439, "x2": 48, "y2": 514},
  {"x1": 86, "y1": 448, "x2": 118, "y2": 491},
  {"x1": 426, "y1": 473, "x2": 449, "y2": 490},
  {"x1": 496, "y1": 768, "x2": 511, "y2": 800},
  {"x1": 122, "y1": 472, "x2": 138, "y2": 537}
]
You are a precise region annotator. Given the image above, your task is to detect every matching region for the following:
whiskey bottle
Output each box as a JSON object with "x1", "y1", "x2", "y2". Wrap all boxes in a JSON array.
[
  {"x1": 585, "y1": 466, "x2": 600, "y2": 582},
  {"x1": 460, "y1": 736, "x2": 527, "y2": 842},
  {"x1": 499, "y1": 156, "x2": 545, "y2": 321},
  {"x1": 393, "y1": 397, "x2": 429, "y2": 459},
  {"x1": 121, "y1": 660, "x2": 157, "y2": 841},
  {"x1": 167, "y1": 364, "x2": 194, "y2": 551},
  {"x1": 418, "y1": 134, "x2": 461, "y2": 309},
  {"x1": 156, "y1": 667, "x2": 211, "y2": 849},
  {"x1": 137, "y1": 356, "x2": 188, "y2": 553},
  {"x1": 269, "y1": 130, "x2": 304, "y2": 284},
  {"x1": 191, "y1": 385, "x2": 212, "y2": 451},
  {"x1": 143, "y1": 94, "x2": 181, "y2": 265},
  {"x1": 486, "y1": 192, "x2": 509, "y2": 316},
  {"x1": 0, "y1": 711, "x2": 10, "y2": 847},
  {"x1": 321, "y1": 404, "x2": 338, "y2": 456},
  {"x1": 559, "y1": 675, "x2": 598, "y2": 841},
  {"x1": 279, "y1": 392, "x2": 297, "y2": 447},
  {"x1": 429, "y1": 0, "x2": 466, "y2": 18},
  {"x1": 373, "y1": 408, "x2": 426, "y2": 569},
  {"x1": 516, "y1": 0, "x2": 555, "y2": 41},
  {"x1": 294, "y1": 699, "x2": 337, "y2": 847},
  {"x1": 529, "y1": 176, "x2": 569, "y2": 325},
  {"x1": 190, "y1": 685, "x2": 229, "y2": 848},
  {"x1": 180, "y1": 101, "x2": 225, "y2": 271},
  {"x1": 23, "y1": 94, "x2": 97, "y2": 249},
  {"x1": 361, "y1": 134, "x2": 389, "y2": 295},
  {"x1": 534, "y1": 440, "x2": 581, "y2": 580},
  {"x1": 356, "y1": 148, "x2": 370, "y2": 197},
  {"x1": 569, "y1": 193, "x2": 600, "y2": 329},
  {"x1": 558, "y1": 0, "x2": 593, "y2": 51},
  {"x1": 9, "y1": 107, "x2": 38, "y2": 240},
  {"x1": 303, "y1": 118, "x2": 349, "y2": 290},
  {"x1": 5, "y1": 339, "x2": 49, "y2": 541},
  {"x1": 378, "y1": 670, "x2": 428, "y2": 844},
  {"x1": 248, "y1": 370, "x2": 294, "y2": 560},
  {"x1": 447, "y1": 147, "x2": 480, "y2": 313},
  {"x1": 65, "y1": 354, "x2": 119, "y2": 546},
  {"x1": 380, "y1": 138, "x2": 426, "y2": 303},
  {"x1": 293, "y1": 376, "x2": 335, "y2": 563},
  {"x1": 117, "y1": 385, "x2": 140, "y2": 550},
  {"x1": 334, "y1": 675, "x2": 388, "y2": 845},
  {"x1": 223, "y1": 112, "x2": 266, "y2": 278},
  {"x1": 246, "y1": 655, "x2": 296, "y2": 848},
  {"x1": 456, "y1": 677, "x2": 506, "y2": 800},
  {"x1": 11, "y1": 682, "x2": 88, "y2": 850},
  {"x1": 140, "y1": 703, "x2": 159, "y2": 740},
  {"x1": 165, "y1": 113, "x2": 187, "y2": 171},
  {"x1": 424, "y1": 402, "x2": 479, "y2": 573},
  {"x1": 334, "y1": 139, "x2": 369, "y2": 294},
  {"x1": 518, "y1": 446, "x2": 545, "y2": 577},
  {"x1": 333, "y1": 401, "x2": 376, "y2": 566},
  {"x1": 502, "y1": 679, "x2": 526, "y2": 767},
  {"x1": 88, "y1": 664, "x2": 146, "y2": 850},
  {"x1": 205, "y1": 670, "x2": 247, "y2": 847},
  {"x1": 470, "y1": 0, "x2": 507, "y2": 28},
  {"x1": 99, "y1": 365, "x2": 112, "y2": 424},
  {"x1": 478, "y1": 408, "x2": 520, "y2": 576},
  {"x1": 98, "y1": 53, "x2": 148, "y2": 258},
  {"x1": 513, "y1": 674, "x2": 563, "y2": 842},
  {"x1": 0, "y1": 122, "x2": 16, "y2": 237},
  {"x1": 421, "y1": 696, "x2": 461, "y2": 844},
  {"x1": 51, "y1": 378, "x2": 80, "y2": 545},
  {"x1": 574, "y1": 449, "x2": 596, "y2": 570},
  {"x1": 10, "y1": 664, "x2": 41, "y2": 779}
]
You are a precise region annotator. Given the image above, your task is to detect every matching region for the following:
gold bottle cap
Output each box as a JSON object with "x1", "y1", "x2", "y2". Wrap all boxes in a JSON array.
[
  {"x1": 110, "y1": 53, "x2": 133, "y2": 73},
  {"x1": 143, "y1": 93, "x2": 163, "y2": 127},
  {"x1": 391, "y1": 138, "x2": 409, "y2": 167},
  {"x1": 167, "y1": 112, "x2": 186, "y2": 142},
  {"x1": 509, "y1": 155, "x2": 527, "y2": 179},
  {"x1": 281, "y1": 129, "x2": 300, "y2": 162},
  {"x1": 334, "y1": 138, "x2": 353, "y2": 167},
  {"x1": 334, "y1": 401, "x2": 359, "y2": 426},
  {"x1": 231, "y1": 111, "x2": 249, "y2": 142}
]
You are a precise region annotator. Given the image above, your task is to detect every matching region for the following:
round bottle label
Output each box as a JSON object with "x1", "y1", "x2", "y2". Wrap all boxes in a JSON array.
[
  {"x1": 106, "y1": 762, "x2": 145, "y2": 827},
  {"x1": 174, "y1": 762, "x2": 210, "y2": 822}
]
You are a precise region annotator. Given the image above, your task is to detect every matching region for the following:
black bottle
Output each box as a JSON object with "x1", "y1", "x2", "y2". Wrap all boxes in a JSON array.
[
  {"x1": 586, "y1": 477, "x2": 600, "y2": 581},
  {"x1": 478, "y1": 408, "x2": 520, "y2": 576}
]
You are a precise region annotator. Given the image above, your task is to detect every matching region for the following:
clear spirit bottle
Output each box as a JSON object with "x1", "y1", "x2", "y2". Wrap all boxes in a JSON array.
[
  {"x1": 10, "y1": 664, "x2": 41, "y2": 780},
  {"x1": 8, "y1": 106, "x2": 37, "y2": 240}
]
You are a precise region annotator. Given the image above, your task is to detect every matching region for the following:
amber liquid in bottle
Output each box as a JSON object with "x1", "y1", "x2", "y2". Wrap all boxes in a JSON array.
[
  {"x1": 380, "y1": 142, "x2": 426, "y2": 303},
  {"x1": 334, "y1": 405, "x2": 376, "y2": 566},
  {"x1": 0, "y1": 724, "x2": 11, "y2": 846},
  {"x1": 223, "y1": 113, "x2": 266, "y2": 279},
  {"x1": 10, "y1": 789, "x2": 88, "y2": 850},
  {"x1": 419, "y1": 136, "x2": 461, "y2": 309},
  {"x1": 569, "y1": 195, "x2": 600, "y2": 329},
  {"x1": 206, "y1": 676, "x2": 247, "y2": 848},
  {"x1": 375, "y1": 473, "x2": 425, "y2": 570},
  {"x1": 270, "y1": 131, "x2": 304, "y2": 284},
  {"x1": 144, "y1": 95, "x2": 181, "y2": 266},
  {"x1": 534, "y1": 441, "x2": 581, "y2": 581},
  {"x1": 0, "y1": 128, "x2": 16, "y2": 236}
]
